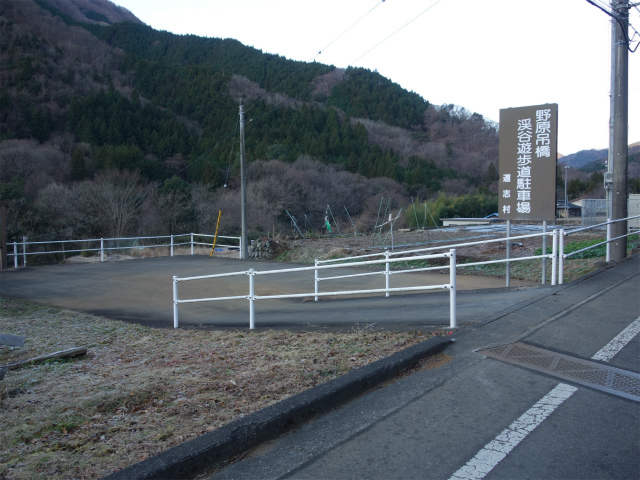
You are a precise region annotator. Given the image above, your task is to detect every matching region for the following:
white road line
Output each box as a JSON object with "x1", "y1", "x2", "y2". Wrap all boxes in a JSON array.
[
  {"x1": 592, "y1": 316, "x2": 640, "y2": 362},
  {"x1": 449, "y1": 316, "x2": 640, "y2": 480},
  {"x1": 448, "y1": 383, "x2": 577, "y2": 480}
]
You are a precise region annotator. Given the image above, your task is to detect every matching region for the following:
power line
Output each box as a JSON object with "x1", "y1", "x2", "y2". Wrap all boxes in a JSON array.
[
  {"x1": 248, "y1": 0, "x2": 449, "y2": 124},
  {"x1": 245, "y1": 0, "x2": 386, "y2": 114},
  {"x1": 586, "y1": 0, "x2": 640, "y2": 52},
  {"x1": 313, "y1": 1, "x2": 385, "y2": 61},
  {"x1": 350, "y1": 0, "x2": 446, "y2": 65}
]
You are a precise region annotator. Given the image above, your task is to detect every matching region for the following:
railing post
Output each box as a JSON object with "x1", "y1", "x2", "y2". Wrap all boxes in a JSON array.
[
  {"x1": 22, "y1": 236, "x2": 27, "y2": 267},
  {"x1": 606, "y1": 218, "x2": 612, "y2": 262},
  {"x1": 249, "y1": 268, "x2": 256, "y2": 330},
  {"x1": 13, "y1": 242, "x2": 18, "y2": 268},
  {"x1": 100, "y1": 238, "x2": 104, "y2": 262},
  {"x1": 551, "y1": 229, "x2": 558, "y2": 286},
  {"x1": 505, "y1": 220, "x2": 511, "y2": 288},
  {"x1": 239, "y1": 237, "x2": 242, "y2": 259},
  {"x1": 449, "y1": 249, "x2": 457, "y2": 329},
  {"x1": 558, "y1": 229, "x2": 565, "y2": 285},
  {"x1": 191, "y1": 233, "x2": 194, "y2": 255},
  {"x1": 541, "y1": 221, "x2": 547, "y2": 284},
  {"x1": 385, "y1": 250, "x2": 391, "y2": 297},
  {"x1": 173, "y1": 276, "x2": 179, "y2": 328},
  {"x1": 314, "y1": 259, "x2": 319, "y2": 302},
  {"x1": 171, "y1": 235, "x2": 174, "y2": 257}
]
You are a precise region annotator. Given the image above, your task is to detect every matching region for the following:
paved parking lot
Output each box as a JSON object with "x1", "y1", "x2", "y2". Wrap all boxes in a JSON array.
[{"x1": 0, "y1": 255, "x2": 540, "y2": 330}]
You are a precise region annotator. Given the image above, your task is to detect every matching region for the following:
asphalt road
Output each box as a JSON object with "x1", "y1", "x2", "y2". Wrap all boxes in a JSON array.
[
  {"x1": 0, "y1": 255, "x2": 541, "y2": 330},
  {"x1": 209, "y1": 254, "x2": 640, "y2": 480}
]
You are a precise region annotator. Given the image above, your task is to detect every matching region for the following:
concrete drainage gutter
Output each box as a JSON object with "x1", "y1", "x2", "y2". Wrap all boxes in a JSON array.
[{"x1": 103, "y1": 335, "x2": 452, "y2": 480}]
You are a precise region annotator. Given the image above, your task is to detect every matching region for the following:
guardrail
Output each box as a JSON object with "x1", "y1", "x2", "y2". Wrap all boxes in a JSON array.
[
  {"x1": 173, "y1": 250, "x2": 458, "y2": 330},
  {"x1": 315, "y1": 229, "x2": 560, "y2": 292},
  {"x1": 558, "y1": 215, "x2": 640, "y2": 284},
  {"x1": 6, "y1": 233, "x2": 241, "y2": 267}
]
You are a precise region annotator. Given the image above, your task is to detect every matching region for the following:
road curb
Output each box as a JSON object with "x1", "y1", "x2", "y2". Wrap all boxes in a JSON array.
[{"x1": 102, "y1": 335, "x2": 452, "y2": 480}]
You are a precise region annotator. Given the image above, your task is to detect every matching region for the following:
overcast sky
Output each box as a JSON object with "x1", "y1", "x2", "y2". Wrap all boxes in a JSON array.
[{"x1": 114, "y1": 0, "x2": 639, "y2": 156}]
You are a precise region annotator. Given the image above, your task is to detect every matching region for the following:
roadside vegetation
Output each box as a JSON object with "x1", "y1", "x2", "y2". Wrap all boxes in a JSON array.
[{"x1": 0, "y1": 298, "x2": 442, "y2": 480}]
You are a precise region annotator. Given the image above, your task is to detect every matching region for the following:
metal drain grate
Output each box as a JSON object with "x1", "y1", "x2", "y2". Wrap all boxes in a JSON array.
[{"x1": 479, "y1": 342, "x2": 640, "y2": 402}]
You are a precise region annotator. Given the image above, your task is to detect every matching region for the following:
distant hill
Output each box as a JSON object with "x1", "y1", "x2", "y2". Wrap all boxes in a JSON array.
[
  {"x1": 10, "y1": 0, "x2": 639, "y2": 242},
  {"x1": 559, "y1": 148, "x2": 608, "y2": 168},
  {"x1": 1, "y1": 0, "x2": 501, "y2": 196},
  {"x1": 560, "y1": 142, "x2": 640, "y2": 171},
  {"x1": 576, "y1": 145, "x2": 640, "y2": 175},
  {"x1": 35, "y1": 0, "x2": 142, "y2": 25}
]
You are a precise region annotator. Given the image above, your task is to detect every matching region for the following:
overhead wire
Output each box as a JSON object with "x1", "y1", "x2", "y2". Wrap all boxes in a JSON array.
[
  {"x1": 34, "y1": 2, "x2": 386, "y2": 241},
  {"x1": 313, "y1": 1, "x2": 385, "y2": 62},
  {"x1": 350, "y1": 0, "x2": 446, "y2": 65},
  {"x1": 246, "y1": 0, "x2": 450, "y2": 123},
  {"x1": 244, "y1": 0, "x2": 386, "y2": 114},
  {"x1": 586, "y1": 0, "x2": 640, "y2": 52},
  {"x1": 31, "y1": 0, "x2": 455, "y2": 241}
]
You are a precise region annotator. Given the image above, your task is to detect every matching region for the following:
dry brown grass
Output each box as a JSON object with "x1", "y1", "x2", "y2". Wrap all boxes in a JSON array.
[{"x1": 0, "y1": 298, "x2": 434, "y2": 479}]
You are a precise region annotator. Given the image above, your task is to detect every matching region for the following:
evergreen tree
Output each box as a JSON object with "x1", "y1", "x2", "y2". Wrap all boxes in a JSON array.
[{"x1": 70, "y1": 148, "x2": 87, "y2": 181}]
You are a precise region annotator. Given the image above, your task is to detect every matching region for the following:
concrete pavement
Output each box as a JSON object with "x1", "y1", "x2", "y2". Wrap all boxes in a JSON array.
[{"x1": 209, "y1": 254, "x2": 639, "y2": 480}]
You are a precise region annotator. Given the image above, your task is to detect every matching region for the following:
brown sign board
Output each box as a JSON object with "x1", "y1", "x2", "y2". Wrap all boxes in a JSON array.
[{"x1": 499, "y1": 103, "x2": 558, "y2": 221}]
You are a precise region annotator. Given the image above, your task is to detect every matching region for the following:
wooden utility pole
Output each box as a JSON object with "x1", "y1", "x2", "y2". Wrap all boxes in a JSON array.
[
  {"x1": 239, "y1": 105, "x2": 248, "y2": 260},
  {"x1": 611, "y1": 0, "x2": 629, "y2": 261}
]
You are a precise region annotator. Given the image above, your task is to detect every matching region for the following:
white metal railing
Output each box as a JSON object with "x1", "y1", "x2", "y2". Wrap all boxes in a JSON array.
[
  {"x1": 316, "y1": 229, "x2": 560, "y2": 290},
  {"x1": 6, "y1": 233, "x2": 241, "y2": 267},
  {"x1": 558, "y1": 215, "x2": 640, "y2": 284},
  {"x1": 173, "y1": 250, "x2": 458, "y2": 330}
]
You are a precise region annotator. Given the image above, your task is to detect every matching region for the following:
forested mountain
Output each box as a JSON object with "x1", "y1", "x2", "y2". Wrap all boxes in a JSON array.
[
  {"x1": 559, "y1": 149, "x2": 609, "y2": 169},
  {"x1": 0, "y1": 0, "x2": 501, "y2": 243}
]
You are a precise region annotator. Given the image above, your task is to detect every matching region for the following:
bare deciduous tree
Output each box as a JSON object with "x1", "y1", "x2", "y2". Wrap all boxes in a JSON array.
[{"x1": 86, "y1": 170, "x2": 153, "y2": 238}]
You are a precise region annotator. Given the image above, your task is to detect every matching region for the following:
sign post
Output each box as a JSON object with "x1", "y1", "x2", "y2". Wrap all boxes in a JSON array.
[{"x1": 499, "y1": 103, "x2": 558, "y2": 285}]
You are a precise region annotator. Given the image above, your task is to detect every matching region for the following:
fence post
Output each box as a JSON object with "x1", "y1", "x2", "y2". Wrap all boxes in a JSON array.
[
  {"x1": 505, "y1": 220, "x2": 511, "y2": 288},
  {"x1": 449, "y1": 249, "x2": 457, "y2": 329},
  {"x1": 239, "y1": 237, "x2": 242, "y2": 259},
  {"x1": 558, "y1": 229, "x2": 565, "y2": 285},
  {"x1": 173, "y1": 276, "x2": 179, "y2": 328},
  {"x1": 100, "y1": 238, "x2": 104, "y2": 262},
  {"x1": 171, "y1": 235, "x2": 174, "y2": 257},
  {"x1": 191, "y1": 233, "x2": 194, "y2": 255},
  {"x1": 541, "y1": 221, "x2": 547, "y2": 284},
  {"x1": 606, "y1": 218, "x2": 612, "y2": 262},
  {"x1": 14, "y1": 242, "x2": 18, "y2": 268},
  {"x1": 249, "y1": 269, "x2": 256, "y2": 330},
  {"x1": 385, "y1": 250, "x2": 391, "y2": 297},
  {"x1": 314, "y1": 259, "x2": 319, "y2": 302},
  {"x1": 551, "y1": 229, "x2": 558, "y2": 286},
  {"x1": 22, "y1": 236, "x2": 27, "y2": 267}
]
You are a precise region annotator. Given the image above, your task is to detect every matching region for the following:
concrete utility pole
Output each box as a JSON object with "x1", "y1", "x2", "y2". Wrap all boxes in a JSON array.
[
  {"x1": 606, "y1": 10, "x2": 616, "y2": 219},
  {"x1": 239, "y1": 105, "x2": 248, "y2": 260},
  {"x1": 611, "y1": 0, "x2": 629, "y2": 261}
]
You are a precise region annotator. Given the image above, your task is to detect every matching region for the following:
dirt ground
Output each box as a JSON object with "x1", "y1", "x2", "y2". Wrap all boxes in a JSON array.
[
  {"x1": 58, "y1": 225, "x2": 607, "y2": 287},
  {"x1": 0, "y1": 298, "x2": 446, "y2": 480},
  {"x1": 67, "y1": 224, "x2": 600, "y2": 267},
  {"x1": 277, "y1": 225, "x2": 586, "y2": 262}
]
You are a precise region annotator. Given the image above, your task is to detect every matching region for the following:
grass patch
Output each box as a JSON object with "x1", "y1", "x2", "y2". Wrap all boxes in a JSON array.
[
  {"x1": 535, "y1": 234, "x2": 638, "y2": 259},
  {"x1": 0, "y1": 298, "x2": 435, "y2": 480}
]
